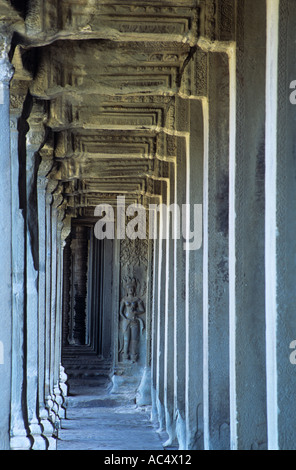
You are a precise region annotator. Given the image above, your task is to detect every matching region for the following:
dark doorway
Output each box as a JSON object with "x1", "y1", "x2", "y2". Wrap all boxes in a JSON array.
[{"x1": 61, "y1": 223, "x2": 114, "y2": 388}]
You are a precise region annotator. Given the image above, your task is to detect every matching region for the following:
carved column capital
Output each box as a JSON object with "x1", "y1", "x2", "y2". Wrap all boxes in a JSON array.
[
  {"x1": 0, "y1": 58, "x2": 14, "y2": 85},
  {"x1": 0, "y1": 32, "x2": 14, "y2": 82},
  {"x1": 26, "y1": 100, "x2": 47, "y2": 152},
  {"x1": 57, "y1": 220, "x2": 64, "y2": 235},
  {"x1": 37, "y1": 176, "x2": 49, "y2": 192},
  {"x1": 46, "y1": 178, "x2": 59, "y2": 195},
  {"x1": 61, "y1": 216, "x2": 71, "y2": 244},
  {"x1": 10, "y1": 91, "x2": 26, "y2": 116},
  {"x1": 57, "y1": 202, "x2": 67, "y2": 233},
  {"x1": 52, "y1": 184, "x2": 64, "y2": 210},
  {"x1": 38, "y1": 136, "x2": 54, "y2": 175},
  {"x1": 45, "y1": 193, "x2": 53, "y2": 206},
  {"x1": 38, "y1": 157, "x2": 54, "y2": 180},
  {"x1": 10, "y1": 114, "x2": 18, "y2": 131}
]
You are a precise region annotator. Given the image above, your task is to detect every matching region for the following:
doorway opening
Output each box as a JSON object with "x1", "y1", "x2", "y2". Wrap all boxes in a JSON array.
[{"x1": 61, "y1": 222, "x2": 114, "y2": 392}]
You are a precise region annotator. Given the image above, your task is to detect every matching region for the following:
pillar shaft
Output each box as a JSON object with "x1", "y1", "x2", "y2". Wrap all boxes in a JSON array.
[
  {"x1": 163, "y1": 164, "x2": 177, "y2": 447},
  {"x1": 274, "y1": 0, "x2": 296, "y2": 450},
  {"x1": 174, "y1": 130, "x2": 188, "y2": 449},
  {"x1": 25, "y1": 141, "x2": 47, "y2": 450},
  {"x1": 156, "y1": 184, "x2": 169, "y2": 432},
  {"x1": 10, "y1": 113, "x2": 31, "y2": 450},
  {"x1": 185, "y1": 99, "x2": 204, "y2": 450},
  {"x1": 230, "y1": 0, "x2": 268, "y2": 450},
  {"x1": 37, "y1": 176, "x2": 56, "y2": 448},
  {"x1": 45, "y1": 191, "x2": 53, "y2": 402},
  {"x1": 151, "y1": 203, "x2": 161, "y2": 424},
  {"x1": 0, "y1": 52, "x2": 13, "y2": 450},
  {"x1": 206, "y1": 52, "x2": 230, "y2": 450}
]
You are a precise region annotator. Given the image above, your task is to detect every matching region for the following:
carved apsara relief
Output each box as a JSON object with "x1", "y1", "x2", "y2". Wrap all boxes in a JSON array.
[
  {"x1": 119, "y1": 238, "x2": 148, "y2": 362},
  {"x1": 119, "y1": 279, "x2": 145, "y2": 362}
]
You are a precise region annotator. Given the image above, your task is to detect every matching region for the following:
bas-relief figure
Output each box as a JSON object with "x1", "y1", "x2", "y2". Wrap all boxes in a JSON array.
[{"x1": 119, "y1": 282, "x2": 145, "y2": 363}]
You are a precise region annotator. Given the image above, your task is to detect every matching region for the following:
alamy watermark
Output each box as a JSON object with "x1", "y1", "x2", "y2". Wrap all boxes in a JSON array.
[
  {"x1": 94, "y1": 196, "x2": 202, "y2": 251},
  {"x1": 0, "y1": 84, "x2": 4, "y2": 105},
  {"x1": 290, "y1": 341, "x2": 296, "y2": 365},
  {"x1": 289, "y1": 81, "x2": 296, "y2": 104},
  {"x1": 0, "y1": 341, "x2": 4, "y2": 365}
]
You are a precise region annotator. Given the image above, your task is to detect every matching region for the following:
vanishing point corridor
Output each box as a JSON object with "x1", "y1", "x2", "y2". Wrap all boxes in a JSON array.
[
  {"x1": 2, "y1": 0, "x2": 296, "y2": 452},
  {"x1": 57, "y1": 370, "x2": 168, "y2": 451}
]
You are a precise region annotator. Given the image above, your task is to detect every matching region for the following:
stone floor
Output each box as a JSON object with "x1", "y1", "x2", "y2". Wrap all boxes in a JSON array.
[{"x1": 57, "y1": 375, "x2": 168, "y2": 451}]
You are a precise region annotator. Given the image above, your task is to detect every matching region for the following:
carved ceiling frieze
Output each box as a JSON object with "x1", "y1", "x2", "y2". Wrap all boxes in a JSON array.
[
  {"x1": 47, "y1": 94, "x2": 176, "y2": 132},
  {"x1": 57, "y1": 157, "x2": 154, "y2": 182},
  {"x1": 199, "y1": 0, "x2": 235, "y2": 43},
  {"x1": 29, "y1": 40, "x2": 193, "y2": 100},
  {"x1": 24, "y1": 0, "x2": 199, "y2": 45},
  {"x1": 1, "y1": 0, "x2": 229, "y2": 215}
]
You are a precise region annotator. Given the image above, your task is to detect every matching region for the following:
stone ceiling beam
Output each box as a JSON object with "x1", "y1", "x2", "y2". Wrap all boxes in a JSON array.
[
  {"x1": 29, "y1": 40, "x2": 193, "y2": 101},
  {"x1": 3, "y1": 0, "x2": 213, "y2": 216},
  {"x1": 23, "y1": 0, "x2": 199, "y2": 47}
]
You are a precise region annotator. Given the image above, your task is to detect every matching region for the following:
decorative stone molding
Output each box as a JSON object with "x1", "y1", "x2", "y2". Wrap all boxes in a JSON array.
[
  {"x1": 22, "y1": 0, "x2": 199, "y2": 45},
  {"x1": 38, "y1": 142, "x2": 55, "y2": 182},
  {"x1": 58, "y1": 365, "x2": 68, "y2": 414},
  {"x1": 52, "y1": 185, "x2": 64, "y2": 211},
  {"x1": 10, "y1": 88, "x2": 28, "y2": 115},
  {"x1": 0, "y1": 35, "x2": 14, "y2": 84},
  {"x1": 61, "y1": 217, "x2": 71, "y2": 247},
  {"x1": 46, "y1": 179, "x2": 59, "y2": 205},
  {"x1": 218, "y1": 0, "x2": 235, "y2": 41},
  {"x1": 25, "y1": 0, "x2": 43, "y2": 34},
  {"x1": 199, "y1": 0, "x2": 235, "y2": 43},
  {"x1": 26, "y1": 101, "x2": 47, "y2": 152},
  {"x1": 180, "y1": 47, "x2": 208, "y2": 98}
]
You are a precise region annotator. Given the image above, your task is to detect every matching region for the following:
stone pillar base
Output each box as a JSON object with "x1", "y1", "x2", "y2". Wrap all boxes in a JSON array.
[
  {"x1": 10, "y1": 434, "x2": 32, "y2": 451},
  {"x1": 110, "y1": 364, "x2": 143, "y2": 396},
  {"x1": 136, "y1": 366, "x2": 152, "y2": 406}
]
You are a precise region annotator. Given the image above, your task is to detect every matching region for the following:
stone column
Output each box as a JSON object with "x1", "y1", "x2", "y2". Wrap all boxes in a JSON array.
[
  {"x1": 264, "y1": 0, "x2": 278, "y2": 451},
  {"x1": 54, "y1": 205, "x2": 68, "y2": 421},
  {"x1": 25, "y1": 109, "x2": 47, "y2": 450},
  {"x1": 60, "y1": 216, "x2": 71, "y2": 402},
  {"x1": 9, "y1": 109, "x2": 31, "y2": 451},
  {"x1": 136, "y1": 237, "x2": 153, "y2": 407},
  {"x1": 155, "y1": 183, "x2": 169, "y2": 434},
  {"x1": 271, "y1": 0, "x2": 296, "y2": 450},
  {"x1": 45, "y1": 180, "x2": 59, "y2": 431},
  {"x1": 205, "y1": 52, "x2": 230, "y2": 450},
  {"x1": 102, "y1": 239, "x2": 114, "y2": 359},
  {"x1": 174, "y1": 98, "x2": 189, "y2": 450},
  {"x1": 0, "y1": 41, "x2": 14, "y2": 450},
  {"x1": 62, "y1": 234, "x2": 72, "y2": 348},
  {"x1": 150, "y1": 198, "x2": 161, "y2": 425},
  {"x1": 85, "y1": 229, "x2": 94, "y2": 347},
  {"x1": 48, "y1": 187, "x2": 63, "y2": 430},
  {"x1": 230, "y1": 0, "x2": 268, "y2": 450},
  {"x1": 185, "y1": 99, "x2": 204, "y2": 450},
  {"x1": 111, "y1": 237, "x2": 120, "y2": 371},
  {"x1": 37, "y1": 173, "x2": 57, "y2": 450},
  {"x1": 87, "y1": 232, "x2": 98, "y2": 351},
  {"x1": 36, "y1": 140, "x2": 58, "y2": 449},
  {"x1": 163, "y1": 162, "x2": 177, "y2": 447}
]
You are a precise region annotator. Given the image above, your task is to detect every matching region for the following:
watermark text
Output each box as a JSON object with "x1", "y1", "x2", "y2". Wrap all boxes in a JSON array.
[
  {"x1": 94, "y1": 196, "x2": 202, "y2": 251},
  {"x1": 0, "y1": 341, "x2": 4, "y2": 365}
]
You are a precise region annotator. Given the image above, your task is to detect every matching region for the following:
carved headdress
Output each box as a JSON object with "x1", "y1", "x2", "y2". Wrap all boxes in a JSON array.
[{"x1": 125, "y1": 277, "x2": 137, "y2": 291}]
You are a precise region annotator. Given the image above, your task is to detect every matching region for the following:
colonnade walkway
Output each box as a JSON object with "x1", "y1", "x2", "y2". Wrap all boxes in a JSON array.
[{"x1": 57, "y1": 373, "x2": 168, "y2": 451}]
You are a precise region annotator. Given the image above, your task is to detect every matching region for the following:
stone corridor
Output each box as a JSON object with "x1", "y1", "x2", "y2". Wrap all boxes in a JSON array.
[
  {"x1": 57, "y1": 373, "x2": 167, "y2": 451},
  {"x1": 2, "y1": 0, "x2": 296, "y2": 452}
]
